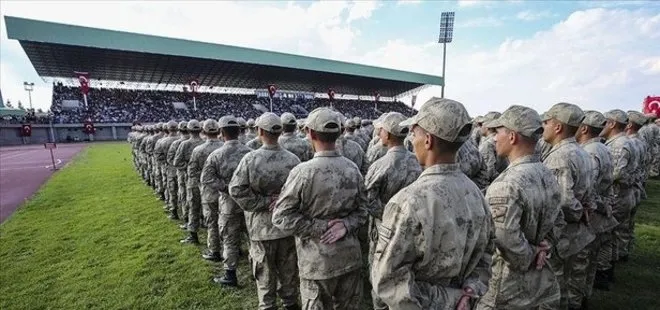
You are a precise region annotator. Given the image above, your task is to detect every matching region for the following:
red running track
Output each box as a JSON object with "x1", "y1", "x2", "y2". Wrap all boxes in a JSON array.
[{"x1": 0, "y1": 143, "x2": 86, "y2": 223}]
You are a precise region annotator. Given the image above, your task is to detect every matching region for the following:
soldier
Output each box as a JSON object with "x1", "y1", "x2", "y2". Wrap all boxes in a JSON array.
[
  {"x1": 456, "y1": 136, "x2": 489, "y2": 190},
  {"x1": 364, "y1": 112, "x2": 422, "y2": 309},
  {"x1": 470, "y1": 116, "x2": 484, "y2": 147},
  {"x1": 229, "y1": 112, "x2": 301, "y2": 310},
  {"x1": 345, "y1": 119, "x2": 368, "y2": 150},
  {"x1": 166, "y1": 121, "x2": 189, "y2": 220},
  {"x1": 365, "y1": 114, "x2": 389, "y2": 166},
  {"x1": 297, "y1": 119, "x2": 307, "y2": 139},
  {"x1": 154, "y1": 121, "x2": 179, "y2": 208},
  {"x1": 245, "y1": 118, "x2": 258, "y2": 141},
  {"x1": 246, "y1": 117, "x2": 264, "y2": 150},
  {"x1": 371, "y1": 98, "x2": 494, "y2": 309},
  {"x1": 479, "y1": 112, "x2": 509, "y2": 188},
  {"x1": 138, "y1": 125, "x2": 153, "y2": 185},
  {"x1": 336, "y1": 114, "x2": 369, "y2": 175},
  {"x1": 353, "y1": 116, "x2": 371, "y2": 149},
  {"x1": 148, "y1": 123, "x2": 166, "y2": 195},
  {"x1": 279, "y1": 112, "x2": 313, "y2": 162},
  {"x1": 638, "y1": 113, "x2": 659, "y2": 178},
  {"x1": 272, "y1": 107, "x2": 368, "y2": 310},
  {"x1": 173, "y1": 120, "x2": 204, "y2": 232},
  {"x1": 183, "y1": 119, "x2": 224, "y2": 246},
  {"x1": 541, "y1": 102, "x2": 595, "y2": 310},
  {"x1": 600, "y1": 110, "x2": 636, "y2": 271},
  {"x1": 361, "y1": 119, "x2": 374, "y2": 138},
  {"x1": 475, "y1": 105, "x2": 562, "y2": 310},
  {"x1": 202, "y1": 116, "x2": 253, "y2": 286},
  {"x1": 624, "y1": 111, "x2": 649, "y2": 257},
  {"x1": 237, "y1": 117, "x2": 249, "y2": 144},
  {"x1": 575, "y1": 111, "x2": 619, "y2": 294}
]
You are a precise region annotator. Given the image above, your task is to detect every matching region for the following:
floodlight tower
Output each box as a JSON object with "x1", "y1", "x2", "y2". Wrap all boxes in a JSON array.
[
  {"x1": 23, "y1": 81, "x2": 35, "y2": 109},
  {"x1": 438, "y1": 12, "x2": 455, "y2": 98}
]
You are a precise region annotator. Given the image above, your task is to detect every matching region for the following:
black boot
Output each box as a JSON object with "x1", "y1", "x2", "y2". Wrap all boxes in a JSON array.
[
  {"x1": 284, "y1": 304, "x2": 301, "y2": 310},
  {"x1": 202, "y1": 250, "x2": 222, "y2": 262},
  {"x1": 168, "y1": 211, "x2": 179, "y2": 220},
  {"x1": 180, "y1": 232, "x2": 199, "y2": 244},
  {"x1": 214, "y1": 269, "x2": 238, "y2": 287},
  {"x1": 593, "y1": 270, "x2": 610, "y2": 291},
  {"x1": 607, "y1": 263, "x2": 616, "y2": 283}
]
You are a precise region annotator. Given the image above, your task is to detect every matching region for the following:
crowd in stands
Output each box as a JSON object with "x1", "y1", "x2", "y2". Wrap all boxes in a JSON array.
[{"x1": 3, "y1": 85, "x2": 415, "y2": 125}]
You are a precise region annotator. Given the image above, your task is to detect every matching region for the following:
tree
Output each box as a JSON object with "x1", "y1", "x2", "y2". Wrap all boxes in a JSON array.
[{"x1": 17, "y1": 101, "x2": 25, "y2": 110}]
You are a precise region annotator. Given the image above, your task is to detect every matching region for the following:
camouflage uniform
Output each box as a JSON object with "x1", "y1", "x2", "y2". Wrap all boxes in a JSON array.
[
  {"x1": 638, "y1": 117, "x2": 659, "y2": 177},
  {"x1": 478, "y1": 133, "x2": 509, "y2": 188},
  {"x1": 166, "y1": 122, "x2": 189, "y2": 218},
  {"x1": 541, "y1": 103, "x2": 595, "y2": 309},
  {"x1": 186, "y1": 120, "x2": 224, "y2": 239},
  {"x1": 626, "y1": 111, "x2": 649, "y2": 256},
  {"x1": 154, "y1": 122, "x2": 179, "y2": 203},
  {"x1": 147, "y1": 124, "x2": 165, "y2": 192},
  {"x1": 366, "y1": 139, "x2": 388, "y2": 167},
  {"x1": 138, "y1": 127, "x2": 154, "y2": 184},
  {"x1": 578, "y1": 111, "x2": 619, "y2": 296},
  {"x1": 457, "y1": 139, "x2": 489, "y2": 190},
  {"x1": 272, "y1": 108, "x2": 369, "y2": 310},
  {"x1": 173, "y1": 121, "x2": 204, "y2": 226},
  {"x1": 536, "y1": 139, "x2": 553, "y2": 162},
  {"x1": 345, "y1": 120, "x2": 368, "y2": 150},
  {"x1": 371, "y1": 98, "x2": 494, "y2": 309},
  {"x1": 279, "y1": 113, "x2": 314, "y2": 162},
  {"x1": 246, "y1": 137, "x2": 263, "y2": 149},
  {"x1": 228, "y1": 112, "x2": 301, "y2": 310},
  {"x1": 245, "y1": 118, "x2": 258, "y2": 142},
  {"x1": 336, "y1": 135, "x2": 368, "y2": 175}
]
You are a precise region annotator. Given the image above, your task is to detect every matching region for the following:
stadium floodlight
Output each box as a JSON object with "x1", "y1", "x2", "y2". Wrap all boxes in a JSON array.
[
  {"x1": 23, "y1": 81, "x2": 35, "y2": 109},
  {"x1": 438, "y1": 11, "x2": 455, "y2": 98}
]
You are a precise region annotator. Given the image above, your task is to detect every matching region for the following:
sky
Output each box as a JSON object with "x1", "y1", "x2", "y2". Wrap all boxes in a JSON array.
[{"x1": 1, "y1": 0, "x2": 659, "y2": 116}]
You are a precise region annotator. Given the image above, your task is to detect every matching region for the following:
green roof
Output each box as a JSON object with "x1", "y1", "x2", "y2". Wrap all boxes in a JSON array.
[{"x1": 4, "y1": 16, "x2": 442, "y2": 96}]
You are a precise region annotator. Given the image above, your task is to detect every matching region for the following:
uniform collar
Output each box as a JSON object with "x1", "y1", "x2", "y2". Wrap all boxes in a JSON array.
[
  {"x1": 583, "y1": 137, "x2": 604, "y2": 145},
  {"x1": 387, "y1": 145, "x2": 407, "y2": 154},
  {"x1": 506, "y1": 154, "x2": 539, "y2": 169},
  {"x1": 224, "y1": 139, "x2": 241, "y2": 146},
  {"x1": 420, "y1": 163, "x2": 461, "y2": 177},
  {"x1": 605, "y1": 132, "x2": 626, "y2": 144},
  {"x1": 314, "y1": 150, "x2": 340, "y2": 158},
  {"x1": 261, "y1": 143, "x2": 281, "y2": 150},
  {"x1": 548, "y1": 137, "x2": 576, "y2": 154}
]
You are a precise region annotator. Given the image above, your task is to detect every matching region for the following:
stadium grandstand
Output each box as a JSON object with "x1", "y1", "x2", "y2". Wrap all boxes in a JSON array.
[{"x1": 1, "y1": 16, "x2": 442, "y2": 145}]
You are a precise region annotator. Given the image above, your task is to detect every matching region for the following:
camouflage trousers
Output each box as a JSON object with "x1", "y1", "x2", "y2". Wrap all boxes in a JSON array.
[
  {"x1": 250, "y1": 237, "x2": 299, "y2": 310},
  {"x1": 551, "y1": 246, "x2": 590, "y2": 309},
  {"x1": 177, "y1": 171, "x2": 188, "y2": 224},
  {"x1": 651, "y1": 148, "x2": 660, "y2": 177},
  {"x1": 166, "y1": 174, "x2": 178, "y2": 214},
  {"x1": 186, "y1": 186, "x2": 202, "y2": 232},
  {"x1": 203, "y1": 199, "x2": 221, "y2": 254},
  {"x1": 140, "y1": 155, "x2": 150, "y2": 183},
  {"x1": 300, "y1": 270, "x2": 363, "y2": 310},
  {"x1": 161, "y1": 166, "x2": 169, "y2": 203},
  {"x1": 586, "y1": 232, "x2": 612, "y2": 298},
  {"x1": 613, "y1": 189, "x2": 635, "y2": 260},
  {"x1": 153, "y1": 160, "x2": 163, "y2": 197},
  {"x1": 221, "y1": 212, "x2": 247, "y2": 270}
]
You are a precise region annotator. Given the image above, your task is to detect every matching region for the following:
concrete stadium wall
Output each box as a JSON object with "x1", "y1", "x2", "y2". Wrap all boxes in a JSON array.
[{"x1": 0, "y1": 123, "x2": 132, "y2": 146}]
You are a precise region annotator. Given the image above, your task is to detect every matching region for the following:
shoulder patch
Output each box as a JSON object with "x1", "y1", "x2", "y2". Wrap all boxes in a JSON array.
[
  {"x1": 488, "y1": 197, "x2": 509, "y2": 205},
  {"x1": 377, "y1": 224, "x2": 393, "y2": 240}
]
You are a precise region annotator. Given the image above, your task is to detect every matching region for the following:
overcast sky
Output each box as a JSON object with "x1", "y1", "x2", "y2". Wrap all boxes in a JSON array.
[{"x1": 1, "y1": 0, "x2": 659, "y2": 116}]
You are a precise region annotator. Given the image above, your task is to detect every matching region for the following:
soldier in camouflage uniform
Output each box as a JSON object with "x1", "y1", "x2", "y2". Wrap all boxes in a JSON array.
[
  {"x1": 371, "y1": 98, "x2": 494, "y2": 309},
  {"x1": 229, "y1": 112, "x2": 301, "y2": 310},
  {"x1": 183, "y1": 120, "x2": 224, "y2": 245},
  {"x1": 365, "y1": 114, "x2": 389, "y2": 167},
  {"x1": 138, "y1": 125, "x2": 153, "y2": 185},
  {"x1": 575, "y1": 111, "x2": 619, "y2": 294},
  {"x1": 173, "y1": 120, "x2": 204, "y2": 232},
  {"x1": 166, "y1": 121, "x2": 189, "y2": 220},
  {"x1": 479, "y1": 112, "x2": 509, "y2": 188},
  {"x1": 245, "y1": 118, "x2": 258, "y2": 141},
  {"x1": 297, "y1": 119, "x2": 307, "y2": 139},
  {"x1": 624, "y1": 111, "x2": 649, "y2": 257},
  {"x1": 470, "y1": 116, "x2": 484, "y2": 147},
  {"x1": 203, "y1": 116, "x2": 253, "y2": 287},
  {"x1": 148, "y1": 123, "x2": 166, "y2": 194},
  {"x1": 154, "y1": 121, "x2": 179, "y2": 207},
  {"x1": 476, "y1": 105, "x2": 562, "y2": 310},
  {"x1": 246, "y1": 117, "x2": 264, "y2": 149},
  {"x1": 601, "y1": 110, "x2": 636, "y2": 271},
  {"x1": 541, "y1": 103, "x2": 595, "y2": 310},
  {"x1": 237, "y1": 117, "x2": 249, "y2": 144},
  {"x1": 279, "y1": 113, "x2": 314, "y2": 162},
  {"x1": 335, "y1": 114, "x2": 369, "y2": 175},
  {"x1": 364, "y1": 112, "x2": 422, "y2": 310},
  {"x1": 456, "y1": 137, "x2": 489, "y2": 190},
  {"x1": 639, "y1": 114, "x2": 659, "y2": 177},
  {"x1": 272, "y1": 107, "x2": 368, "y2": 310},
  {"x1": 344, "y1": 119, "x2": 368, "y2": 150}
]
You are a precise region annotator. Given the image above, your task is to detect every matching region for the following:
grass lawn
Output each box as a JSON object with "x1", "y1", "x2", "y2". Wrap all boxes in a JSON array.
[{"x1": 1, "y1": 143, "x2": 659, "y2": 309}]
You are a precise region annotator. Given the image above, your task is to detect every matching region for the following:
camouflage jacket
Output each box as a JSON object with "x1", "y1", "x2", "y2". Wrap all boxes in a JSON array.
[
  {"x1": 154, "y1": 134, "x2": 178, "y2": 165},
  {"x1": 628, "y1": 133, "x2": 648, "y2": 185},
  {"x1": 228, "y1": 144, "x2": 301, "y2": 241},
  {"x1": 542, "y1": 137, "x2": 595, "y2": 258},
  {"x1": 187, "y1": 139, "x2": 224, "y2": 189},
  {"x1": 371, "y1": 163, "x2": 494, "y2": 309},
  {"x1": 167, "y1": 135, "x2": 189, "y2": 177},
  {"x1": 535, "y1": 139, "x2": 553, "y2": 162},
  {"x1": 246, "y1": 137, "x2": 262, "y2": 150},
  {"x1": 478, "y1": 155, "x2": 561, "y2": 309},
  {"x1": 272, "y1": 150, "x2": 369, "y2": 280},
  {"x1": 604, "y1": 133, "x2": 636, "y2": 189},
  {"x1": 173, "y1": 134, "x2": 204, "y2": 174},
  {"x1": 366, "y1": 139, "x2": 388, "y2": 166},
  {"x1": 336, "y1": 136, "x2": 368, "y2": 175},
  {"x1": 582, "y1": 138, "x2": 619, "y2": 233},
  {"x1": 364, "y1": 146, "x2": 421, "y2": 219},
  {"x1": 145, "y1": 132, "x2": 164, "y2": 155},
  {"x1": 457, "y1": 140, "x2": 489, "y2": 190},
  {"x1": 279, "y1": 133, "x2": 313, "y2": 162},
  {"x1": 200, "y1": 140, "x2": 252, "y2": 209},
  {"x1": 478, "y1": 134, "x2": 509, "y2": 186}
]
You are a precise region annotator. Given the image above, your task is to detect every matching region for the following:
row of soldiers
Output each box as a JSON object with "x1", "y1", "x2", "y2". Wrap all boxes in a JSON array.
[{"x1": 127, "y1": 99, "x2": 659, "y2": 310}]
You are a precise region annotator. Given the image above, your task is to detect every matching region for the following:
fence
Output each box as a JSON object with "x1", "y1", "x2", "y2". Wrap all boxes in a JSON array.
[{"x1": 0, "y1": 123, "x2": 132, "y2": 146}]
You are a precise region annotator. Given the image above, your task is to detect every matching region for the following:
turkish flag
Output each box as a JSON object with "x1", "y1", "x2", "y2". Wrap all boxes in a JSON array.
[
  {"x1": 328, "y1": 89, "x2": 335, "y2": 101},
  {"x1": 83, "y1": 121, "x2": 95, "y2": 134},
  {"x1": 643, "y1": 96, "x2": 660, "y2": 117},
  {"x1": 21, "y1": 124, "x2": 32, "y2": 137},
  {"x1": 268, "y1": 85, "x2": 277, "y2": 98}
]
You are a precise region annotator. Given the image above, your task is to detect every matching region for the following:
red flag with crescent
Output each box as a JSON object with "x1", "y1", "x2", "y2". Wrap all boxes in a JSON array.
[
  {"x1": 375, "y1": 92, "x2": 380, "y2": 102},
  {"x1": 268, "y1": 85, "x2": 277, "y2": 98},
  {"x1": 643, "y1": 96, "x2": 660, "y2": 118},
  {"x1": 83, "y1": 119, "x2": 96, "y2": 134},
  {"x1": 189, "y1": 80, "x2": 199, "y2": 94},
  {"x1": 328, "y1": 89, "x2": 335, "y2": 101},
  {"x1": 74, "y1": 71, "x2": 90, "y2": 95},
  {"x1": 21, "y1": 124, "x2": 32, "y2": 137}
]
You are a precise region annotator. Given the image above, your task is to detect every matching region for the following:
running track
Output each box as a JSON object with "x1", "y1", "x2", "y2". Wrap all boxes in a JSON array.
[{"x1": 0, "y1": 143, "x2": 86, "y2": 223}]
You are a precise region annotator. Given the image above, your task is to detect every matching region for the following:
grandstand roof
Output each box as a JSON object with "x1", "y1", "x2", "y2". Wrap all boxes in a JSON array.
[{"x1": 4, "y1": 16, "x2": 442, "y2": 97}]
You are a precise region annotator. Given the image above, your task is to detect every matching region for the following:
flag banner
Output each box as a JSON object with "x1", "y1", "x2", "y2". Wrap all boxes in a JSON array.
[
  {"x1": 83, "y1": 119, "x2": 96, "y2": 134},
  {"x1": 268, "y1": 85, "x2": 277, "y2": 98},
  {"x1": 375, "y1": 92, "x2": 380, "y2": 102},
  {"x1": 21, "y1": 124, "x2": 32, "y2": 137},
  {"x1": 74, "y1": 71, "x2": 90, "y2": 95},
  {"x1": 328, "y1": 89, "x2": 335, "y2": 101},
  {"x1": 643, "y1": 96, "x2": 660, "y2": 117},
  {"x1": 189, "y1": 80, "x2": 199, "y2": 94}
]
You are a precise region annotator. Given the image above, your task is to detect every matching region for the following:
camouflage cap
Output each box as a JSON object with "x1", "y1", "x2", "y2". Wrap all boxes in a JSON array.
[
  {"x1": 345, "y1": 118, "x2": 357, "y2": 129},
  {"x1": 352, "y1": 117, "x2": 361, "y2": 126},
  {"x1": 380, "y1": 112, "x2": 409, "y2": 137},
  {"x1": 188, "y1": 119, "x2": 202, "y2": 132},
  {"x1": 542, "y1": 102, "x2": 585, "y2": 127},
  {"x1": 256, "y1": 112, "x2": 283, "y2": 133},
  {"x1": 361, "y1": 120, "x2": 371, "y2": 126},
  {"x1": 297, "y1": 119, "x2": 306, "y2": 128},
  {"x1": 281, "y1": 112, "x2": 297, "y2": 125},
  {"x1": 400, "y1": 97, "x2": 472, "y2": 143},
  {"x1": 178, "y1": 121, "x2": 188, "y2": 131},
  {"x1": 473, "y1": 116, "x2": 485, "y2": 124},
  {"x1": 305, "y1": 107, "x2": 341, "y2": 133},
  {"x1": 581, "y1": 111, "x2": 607, "y2": 128},
  {"x1": 246, "y1": 118, "x2": 256, "y2": 127},
  {"x1": 627, "y1": 111, "x2": 647, "y2": 126},
  {"x1": 481, "y1": 112, "x2": 502, "y2": 128},
  {"x1": 604, "y1": 109, "x2": 628, "y2": 124},
  {"x1": 236, "y1": 117, "x2": 247, "y2": 129},
  {"x1": 166, "y1": 120, "x2": 178, "y2": 130},
  {"x1": 645, "y1": 113, "x2": 658, "y2": 121},
  {"x1": 487, "y1": 105, "x2": 543, "y2": 138},
  {"x1": 373, "y1": 112, "x2": 391, "y2": 129},
  {"x1": 218, "y1": 115, "x2": 240, "y2": 128},
  {"x1": 203, "y1": 119, "x2": 220, "y2": 133}
]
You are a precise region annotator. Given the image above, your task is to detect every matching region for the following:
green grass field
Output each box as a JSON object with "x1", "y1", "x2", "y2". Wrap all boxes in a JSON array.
[{"x1": 1, "y1": 143, "x2": 659, "y2": 309}]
